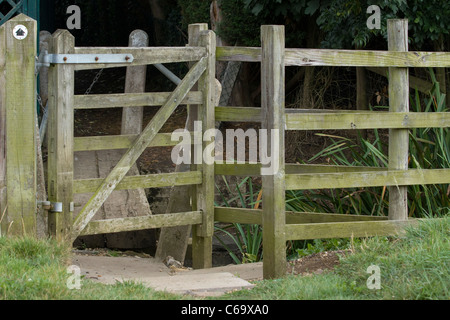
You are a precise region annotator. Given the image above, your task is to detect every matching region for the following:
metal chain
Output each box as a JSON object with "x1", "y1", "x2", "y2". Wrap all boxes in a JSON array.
[{"x1": 84, "y1": 68, "x2": 104, "y2": 95}]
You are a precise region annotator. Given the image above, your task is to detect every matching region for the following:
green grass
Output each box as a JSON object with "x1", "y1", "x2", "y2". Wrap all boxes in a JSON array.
[
  {"x1": 0, "y1": 237, "x2": 183, "y2": 300},
  {"x1": 220, "y1": 216, "x2": 450, "y2": 300},
  {"x1": 1, "y1": 217, "x2": 448, "y2": 300}
]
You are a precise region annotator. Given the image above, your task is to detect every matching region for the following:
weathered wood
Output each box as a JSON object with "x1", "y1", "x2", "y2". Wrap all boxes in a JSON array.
[
  {"x1": 74, "y1": 91, "x2": 203, "y2": 109},
  {"x1": 214, "y1": 207, "x2": 387, "y2": 225},
  {"x1": 121, "y1": 30, "x2": 148, "y2": 135},
  {"x1": 215, "y1": 106, "x2": 261, "y2": 122},
  {"x1": 285, "y1": 219, "x2": 417, "y2": 240},
  {"x1": 73, "y1": 46, "x2": 206, "y2": 70},
  {"x1": 71, "y1": 55, "x2": 207, "y2": 240},
  {"x1": 74, "y1": 133, "x2": 184, "y2": 151},
  {"x1": 217, "y1": 46, "x2": 450, "y2": 68},
  {"x1": 285, "y1": 48, "x2": 450, "y2": 67},
  {"x1": 285, "y1": 169, "x2": 450, "y2": 190},
  {"x1": 216, "y1": 46, "x2": 261, "y2": 63},
  {"x1": 47, "y1": 29, "x2": 75, "y2": 241},
  {"x1": 215, "y1": 163, "x2": 385, "y2": 176},
  {"x1": 156, "y1": 24, "x2": 209, "y2": 265},
  {"x1": 38, "y1": 31, "x2": 52, "y2": 106},
  {"x1": 261, "y1": 25, "x2": 286, "y2": 279},
  {"x1": 215, "y1": 106, "x2": 381, "y2": 123},
  {"x1": 286, "y1": 112, "x2": 450, "y2": 130},
  {"x1": 80, "y1": 211, "x2": 203, "y2": 236},
  {"x1": 192, "y1": 28, "x2": 216, "y2": 270},
  {"x1": 3, "y1": 15, "x2": 37, "y2": 236},
  {"x1": 388, "y1": 20, "x2": 409, "y2": 221},
  {"x1": 73, "y1": 171, "x2": 202, "y2": 194}
]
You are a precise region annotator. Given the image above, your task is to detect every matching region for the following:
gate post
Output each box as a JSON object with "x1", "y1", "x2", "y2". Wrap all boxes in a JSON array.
[
  {"x1": 261, "y1": 25, "x2": 286, "y2": 279},
  {"x1": 0, "y1": 14, "x2": 37, "y2": 237},
  {"x1": 387, "y1": 20, "x2": 409, "y2": 221},
  {"x1": 192, "y1": 27, "x2": 216, "y2": 269},
  {"x1": 47, "y1": 30, "x2": 75, "y2": 241}
]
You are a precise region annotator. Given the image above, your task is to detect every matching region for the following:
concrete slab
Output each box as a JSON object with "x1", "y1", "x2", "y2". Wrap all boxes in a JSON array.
[{"x1": 72, "y1": 254, "x2": 258, "y2": 296}]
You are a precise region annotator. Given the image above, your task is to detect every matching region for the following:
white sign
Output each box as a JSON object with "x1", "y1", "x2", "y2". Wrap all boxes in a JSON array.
[{"x1": 13, "y1": 24, "x2": 28, "y2": 40}]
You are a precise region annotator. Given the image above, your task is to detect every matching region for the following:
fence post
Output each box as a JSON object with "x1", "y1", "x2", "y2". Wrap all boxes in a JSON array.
[
  {"x1": 387, "y1": 19, "x2": 409, "y2": 221},
  {"x1": 192, "y1": 27, "x2": 216, "y2": 269},
  {"x1": 261, "y1": 25, "x2": 286, "y2": 279},
  {"x1": 47, "y1": 29, "x2": 75, "y2": 241},
  {"x1": 121, "y1": 29, "x2": 148, "y2": 135},
  {"x1": 1, "y1": 14, "x2": 37, "y2": 236}
]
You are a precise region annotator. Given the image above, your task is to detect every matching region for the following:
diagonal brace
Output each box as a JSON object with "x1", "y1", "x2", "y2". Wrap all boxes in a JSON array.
[{"x1": 72, "y1": 57, "x2": 207, "y2": 240}]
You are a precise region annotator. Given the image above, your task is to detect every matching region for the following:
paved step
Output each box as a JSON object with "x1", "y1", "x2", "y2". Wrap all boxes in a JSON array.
[{"x1": 72, "y1": 254, "x2": 260, "y2": 296}]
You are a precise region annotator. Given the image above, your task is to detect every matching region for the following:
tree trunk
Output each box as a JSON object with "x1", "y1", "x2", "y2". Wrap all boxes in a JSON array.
[
  {"x1": 148, "y1": 0, "x2": 166, "y2": 45},
  {"x1": 301, "y1": 16, "x2": 320, "y2": 109}
]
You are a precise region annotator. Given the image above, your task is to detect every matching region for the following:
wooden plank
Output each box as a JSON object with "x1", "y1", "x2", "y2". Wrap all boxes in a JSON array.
[
  {"x1": 285, "y1": 169, "x2": 450, "y2": 190},
  {"x1": 4, "y1": 15, "x2": 37, "y2": 236},
  {"x1": 121, "y1": 30, "x2": 148, "y2": 136},
  {"x1": 215, "y1": 107, "x2": 375, "y2": 123},
  {"x1": 285, "y1": 219, "x2": 417, "y2": 240},
  {"x1": 285, "y1": 48, "x2": 450, "y2": 67},
  {"x1": 0, "y1": 21, "x2": 6, "y2": 232},
  {"x1": 71, "y1": 54, "x2": 207, "y2": 240},
  {"x1": 74, "y1": 133, "x2": 184, "y2": 152},
  {"x1": 286, "y1": 112, "x2": 450, "y2": 130},
  {"x1": 215, "y1": 106, "x2": 261, "y2": 122},
  {"x1": 214, "y1": 207, "x2": 388, "y2": 225},
  {"x1": 192, "y1": 27, "x2": 216, "y2": 270},
  {"x1": 73, "y1": 46, "x2": 206, "y2": 70},
  {"x1": 261, "y1": 25, "x2": 286, "y2": 279},
  {"x1": 217, "y1": 46, "x2": 450, "y2": 68},
  {"x1": 47, "y1": 29, "x2": 75, "y2": 241},
  {"x1": 216, "y1": 46, "x2": 261, "y2": 62},
  {"x1": 74, "y1": 91, "x2": 203, "y2": 109},
  {"x1": 215, "y1": 163, "x2": 385, "y2": 176},
  {"x1": 156, "y1": 24, "x2": 208, "y2": 266},
  {"x1": 73, "y1": 171, "x2": 202, "y2": 194},
  {"x1": 388, "y1": 20, "x2": 409, "y2": 221},
  {"x1": 79, "y1": 211, "x2": 203, "y2": 236}
]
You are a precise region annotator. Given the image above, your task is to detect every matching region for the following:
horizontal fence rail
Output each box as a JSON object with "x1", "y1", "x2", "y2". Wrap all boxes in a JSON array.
[
  {"x1": 285, "y1": 169, "x2": 450, "y2": 190},
  {"x1": 215, "y1": 163, "x2": 386, "y2": 176},
  {"x1": 73, "y1": 171, "x2": 203, "y2": 194},
  {"x1": 73, "y1": 133, "x2": 191, "y2": 152},
  {"x1": 214, "y1": 207, "x2": 387, "y2": 226},
  {"x1": 74, "y1": 91, "x2": 203, "y2": 109},
  {"x1": 284, "y1": 219, "x2": 417, "y2": 240},
  {"x1": 216, "y1": 107, "x2": 450, "y2": 130},
  {"x1": 217, "y1": 46, "x2": 450, "y2": 67},
  {"x1": 79, "y1": 211, "x2": 203, "y2": 236},
  {"x1": 73, "y1": 46, "x2": 207, "y2": 70}
]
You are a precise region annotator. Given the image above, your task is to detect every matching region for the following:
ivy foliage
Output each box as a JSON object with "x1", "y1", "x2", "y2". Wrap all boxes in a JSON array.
[{"x1": 242, "y1": 0, "x2": 450, "y2": 50}]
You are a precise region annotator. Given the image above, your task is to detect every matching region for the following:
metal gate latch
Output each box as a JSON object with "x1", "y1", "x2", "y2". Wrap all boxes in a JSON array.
[{"x1": 37, "y1": 201, "x2": 63, "y2": 213}]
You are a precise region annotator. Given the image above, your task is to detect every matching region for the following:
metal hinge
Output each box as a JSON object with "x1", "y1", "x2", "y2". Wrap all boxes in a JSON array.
[
  {"x1": 36, "y1": 50, "x2": 134, "y2": 69},
  {"x1": 37, "y1": 201, "x2": 63, "y2": 213}
]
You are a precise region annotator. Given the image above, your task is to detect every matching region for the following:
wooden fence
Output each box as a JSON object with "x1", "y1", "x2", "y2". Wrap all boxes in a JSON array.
[{"x1": 0, "y1": 15, "x2": 449, "y2": 279}]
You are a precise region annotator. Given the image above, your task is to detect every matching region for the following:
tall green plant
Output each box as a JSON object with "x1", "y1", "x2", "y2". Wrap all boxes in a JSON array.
[
  {"x1": 288, "y1": 70, "x2": 449, "y2": 218},
  {"x1": 214, "y1": 176, "x2": 263, "y2": 264}
]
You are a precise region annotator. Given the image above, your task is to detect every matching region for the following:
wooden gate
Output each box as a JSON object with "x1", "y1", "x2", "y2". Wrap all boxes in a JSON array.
[{"x1": 46, "y1": 24, "x2": 216, "y2": 269}]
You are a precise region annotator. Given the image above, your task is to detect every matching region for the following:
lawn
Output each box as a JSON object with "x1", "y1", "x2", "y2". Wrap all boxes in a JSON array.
[{"x1": 0, "y1": 217, "x2": 448, "y2": 300}]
